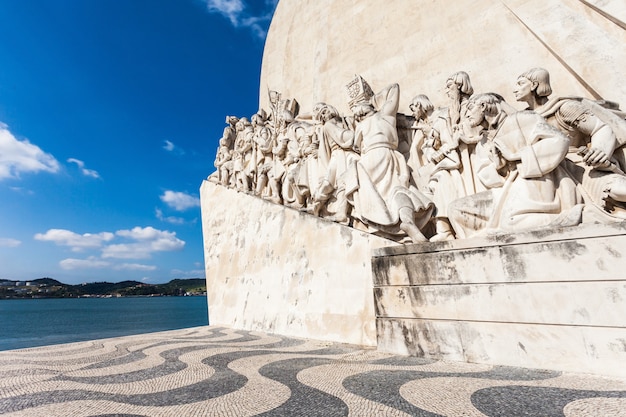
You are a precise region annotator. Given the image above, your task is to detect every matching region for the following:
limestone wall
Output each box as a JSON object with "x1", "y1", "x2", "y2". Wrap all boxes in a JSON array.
[
  {"x1": 260, "y1": 0, "x2": 626, "y2": 115},
  {"x1": 373, "y1": 222, "x2": 626, "y2": 378},
  {"x1": 200, "y1": 180, "x2": 398, "y2": 346}
]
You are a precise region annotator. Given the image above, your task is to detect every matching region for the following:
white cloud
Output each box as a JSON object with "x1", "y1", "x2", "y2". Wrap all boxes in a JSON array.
[
  {"x1": 114, "y1": 263, "x2": 157, "y2": 271},
  {"x1": 36, "y1": 226, "x2": 184, "y2": 262},
  {"x1": 155, "y1": 208, "x2": 186, "y2": 225},
  {"x1": 9, "y1": 186, "x2": 34, "y2": 195},
  {"x1": 170, "y1": 268, "x2": 206, "y2": 278},
  {"x1": 205, "y1": 0, "x2": 245, "y2": 25},
  {"x1": 163, "y1": 140, "x2": 175, "y2": 152},
  {"x1": 67, "y1": 158, "x2": 100, "y2": 179},
  {"x1": 162, "y1": 140, "x2": 185, "y2": 156},
  {"x1": 0, "y1": 238, "x2": 21, "y2": 248},
  {"x1": 59, "y1": 258, "x2": 155, "y2": 272},
  {"x1": 34, "y1": 229, "x2": 115, "y2": 252},
  {"x1": 160, "y1": 190, "x2": 200, "y2": 211},
  {"x1": 203, "y1": 0, "x2": 275, "y2": 38},
  {"x1": 102, "y1": 226, "x2": 185, "y2": 259},
  {"x1": 60, "y1": 257, "x2": 110, "y2": 270},
  {"x1": 0, "y1": 123, "x2": 60, "y2": 180}
]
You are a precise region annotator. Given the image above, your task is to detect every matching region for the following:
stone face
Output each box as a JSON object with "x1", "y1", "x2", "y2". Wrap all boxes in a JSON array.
[
  {"x1": 260, "y1": 0, "x2": 626, "y2": 115},
  {"x1": 200, "y1": 180, "x2": 397, "y2": 346},
  {"x1": 372, "y1": 221, "x2": 626, "y2": 377}
]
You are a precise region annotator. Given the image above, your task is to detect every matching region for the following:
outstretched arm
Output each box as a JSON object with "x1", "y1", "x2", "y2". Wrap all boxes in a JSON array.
[{"x1": 372, "y1": 83, "x2": 400, "y2": 118}]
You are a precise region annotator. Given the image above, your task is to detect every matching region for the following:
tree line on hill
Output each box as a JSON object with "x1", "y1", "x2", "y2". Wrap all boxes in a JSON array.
[{"x1": 0, "y1": 278, "x2": 206, "y2": 299}]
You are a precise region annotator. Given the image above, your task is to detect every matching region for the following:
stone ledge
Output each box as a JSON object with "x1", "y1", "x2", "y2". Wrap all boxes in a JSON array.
[
  {"x1": 377, "y1": 318, "x2": 626, "y2": 378},
  {"x1": 373, "y1": 222, "x2": 626, "y2": 377}
]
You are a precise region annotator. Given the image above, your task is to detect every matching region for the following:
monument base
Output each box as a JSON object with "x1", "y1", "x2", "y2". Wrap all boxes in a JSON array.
[
  {"x1": 372, "y1": 222, "x2": 626, "y2": 378},
  {"x1": 200, "y1": 180, "x2": 397, "y2": 346}
]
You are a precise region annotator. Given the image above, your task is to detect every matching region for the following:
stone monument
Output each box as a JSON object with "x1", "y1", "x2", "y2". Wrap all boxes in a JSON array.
[{"x1": 201, "y1": 0, "x2": 626, "y2": 377}]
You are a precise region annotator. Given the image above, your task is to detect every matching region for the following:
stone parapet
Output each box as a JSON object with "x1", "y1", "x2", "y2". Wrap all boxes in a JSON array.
[{"x1": 372, "y1": 222, "x2": 626, "y2": 377}]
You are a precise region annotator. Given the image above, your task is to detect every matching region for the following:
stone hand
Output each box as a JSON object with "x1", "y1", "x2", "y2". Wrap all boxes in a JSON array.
[{"x1": 581, "y1": 147, "x2": 610, "y2": 167}]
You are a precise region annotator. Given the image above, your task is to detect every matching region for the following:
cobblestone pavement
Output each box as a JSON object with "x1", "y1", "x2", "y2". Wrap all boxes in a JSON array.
[{"x1": 1, "y1": 326, "x2": 625, "y2": 416}]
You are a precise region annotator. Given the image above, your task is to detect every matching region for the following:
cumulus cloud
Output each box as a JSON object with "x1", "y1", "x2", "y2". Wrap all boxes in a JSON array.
[
  {"x1": 0, "y1": 238, "x2": 21, "y2": 248},
  {"x1": 114, "y1": 263, "x2": 157, "y2": 271},
  {"x1": 0, "y1": 123, "x2": 60, "y2": 180},
  {"x1": 155, "y1": 208, "x2": 186, "y2": 225},
  {"x1": 203, "y1": 0, "x2": 276, "y2": 38},
  {"x1": 160, "y1": 191, "x2": 200, "y2": 211},
  {"x1": 67, "y1": 158, "x2": 100, "y2": 179},
  {"x1": 60, "y1": 257, "x2": 110, "y2": 270},
  {"x1": 102, "y1": 226, "x2": 185, "y2": 259},
  {"x1": 171, "y1": 268, "x2": 206, "y2": 278},
  {"x1": 34, "y1": 229, "x2": 115, "y2": 252},
  {"x1": 37, "y1": 226, "x2": 185, "y2": 268}
]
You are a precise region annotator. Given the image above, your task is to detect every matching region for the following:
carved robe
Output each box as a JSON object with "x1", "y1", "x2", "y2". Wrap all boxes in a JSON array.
[
  {"x1": 345, "y1": 84, "x2": 433, "y2": 234},
  {"x1": 534, "y1": 97, "x2": 626, "y2": 220},
  {"x1": 448, "y1": 111, "x2": 582, "y2": 238}
]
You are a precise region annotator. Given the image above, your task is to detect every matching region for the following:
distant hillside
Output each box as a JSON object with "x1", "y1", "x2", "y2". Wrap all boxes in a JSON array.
[{"x1": 0, "y1": 278, "x2": 206, "y2": 299}]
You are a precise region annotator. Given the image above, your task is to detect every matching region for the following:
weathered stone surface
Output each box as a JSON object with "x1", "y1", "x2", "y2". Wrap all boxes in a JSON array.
[
  {"x1": 377, "y1": 319, "x2": 626, "y2": 378},
  {"x1": 200, "y1": 180, "x2": 398, "y2": 346},
  {"x1": 260, "y1": 0, "x2": 626, "y2": 115},
  {"x1": 373, "y1": 221, "x2": 626, "y2": 377},
  {"x1": 372, "y1": 223, "x2": 626, "y2": 286}
]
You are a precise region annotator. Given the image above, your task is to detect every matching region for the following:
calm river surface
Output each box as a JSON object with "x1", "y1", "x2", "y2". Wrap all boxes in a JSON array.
[{"x1": 0, "y1": 296, "x2": 208, "y2": 351}]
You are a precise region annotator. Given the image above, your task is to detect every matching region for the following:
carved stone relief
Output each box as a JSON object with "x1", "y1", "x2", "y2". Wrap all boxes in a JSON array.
[{"x1": 209, "y1": 70, "x2": 626, "y2": 243}]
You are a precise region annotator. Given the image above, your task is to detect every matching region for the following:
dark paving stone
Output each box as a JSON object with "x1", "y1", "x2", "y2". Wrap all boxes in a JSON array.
[
  {"x1": 369, "y1": 355, "x2": 437, "y2": 367},
  {"x1": 472, "y1": 386, "x2": 626, "y2": 417},
  {"x1": 343, "y1": 370, "x2": 444, "y2": 417},
  {"x1": 82, "y1": 349, "x2": 148, "y2": 370},
  {"x1": 57, "y1": 344, "x2": 209, "y2": 384},
  {"x1": 88, "y1": 415, "x2": 148, "y2": 417},
  {"x1": 256, "y1": 357, "x2": 349, "y2": 417}
]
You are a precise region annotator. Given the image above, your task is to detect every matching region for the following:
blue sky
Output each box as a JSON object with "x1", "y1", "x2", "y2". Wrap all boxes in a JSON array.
[{"x1": 0, "y1": 0, "x2": 277, "y2": 284}]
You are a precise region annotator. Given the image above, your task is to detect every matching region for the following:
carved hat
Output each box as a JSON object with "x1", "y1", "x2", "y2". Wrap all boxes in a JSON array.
[{"x1": 346, "y1": 74, "x2": 374, "y2": 108}]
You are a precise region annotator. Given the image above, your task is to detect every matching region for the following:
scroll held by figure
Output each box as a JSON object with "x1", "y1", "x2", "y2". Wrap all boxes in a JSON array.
[{"x1": 208, "y1": 70, "x2": 626, "y2": 243}]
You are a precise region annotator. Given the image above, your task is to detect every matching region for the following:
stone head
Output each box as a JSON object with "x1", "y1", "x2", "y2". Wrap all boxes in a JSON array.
[
  {"x1": 315, "y1": 103, "x2": 339, "y2": 123},
  {"x1": 514, "y1": 68, "x2": 552, "y2": 102},
  {"x1": 445, "y1": 71, "x2": 474, "y2": 100},
  {"x1": 466, "y1": 93, "x2": 500, "y2": 128},
  {"x1": 351, "y1": 102, "x2": 375, "y2": 121},
  {"x1": 409, "y1": 94, "x2": 434, "y2": 120}
]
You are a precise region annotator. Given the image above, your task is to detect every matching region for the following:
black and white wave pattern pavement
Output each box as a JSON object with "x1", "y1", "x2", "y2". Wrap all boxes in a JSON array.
[{"x1": 0, "y1": 326, "x2": 625, "y2": 416}]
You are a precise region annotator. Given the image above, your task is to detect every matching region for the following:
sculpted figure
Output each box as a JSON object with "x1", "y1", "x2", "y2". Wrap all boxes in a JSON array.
[
  {"x1": 513, "y1": 67, "x2": 626, "y2": 220},
  {"x1": 343, "y1": 76, "x2": 433, "y2": 243},
  {"x1": 252, "y1": 111, "x2": 280, "y2": 199},
  {"x1": 312, "y1": 103, "x2": 359, "y2": 222},
  {"x1": 282, "y1": 120, "x2": 317, "y2": 209},
  {"x1": 448, "y1": 94, "x2": 582, "y2": 238},
  {"x1": 445, "y1": 71, "x2": 474, "y2": 126},
  {"x1": 293, "y1": 125, "x2": 320, "y2": 210},
  {"x1": 407, "y1": 94, "x2": 434, "y2": 175},
  {"x1": 214, "y1": 144, "x2": 233, "y2": 186},
  {"x1": 208, "y1": 115, "x2": 238, "y2": 186},
  {"x1": 232, "y1": 117, "x2": 256, "y2": 193},
  {"x1": 413, "y1": 93, "x2": 464, "y2": 241},
  {"x1": 219, "y1": 116, "x2": 239, "y2": 148}
]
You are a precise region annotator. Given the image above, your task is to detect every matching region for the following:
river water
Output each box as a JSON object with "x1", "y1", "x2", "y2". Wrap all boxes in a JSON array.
[{"x1": 0, "y1": 296, "x2": 208, "y2": 351}]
